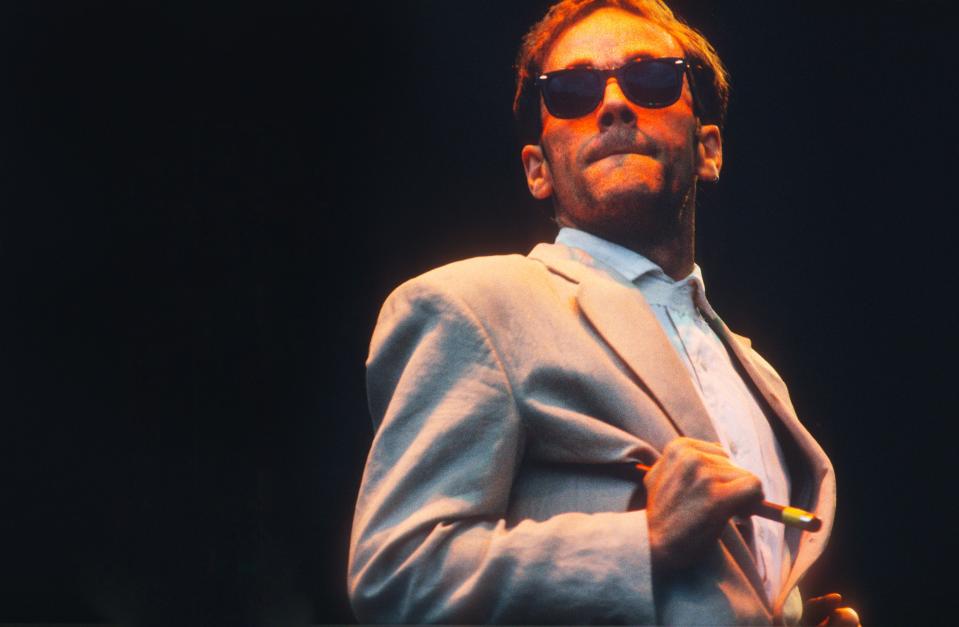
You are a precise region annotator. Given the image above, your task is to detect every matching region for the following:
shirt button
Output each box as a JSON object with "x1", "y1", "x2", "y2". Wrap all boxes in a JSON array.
[{"x1": 730, "y1": 442, "x2": 739, "y2": 455}]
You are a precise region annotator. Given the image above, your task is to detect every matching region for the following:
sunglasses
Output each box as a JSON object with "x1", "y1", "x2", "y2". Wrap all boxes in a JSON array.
[{"x1": 535, "y1": 57, "x2": 698, "y2": 119}]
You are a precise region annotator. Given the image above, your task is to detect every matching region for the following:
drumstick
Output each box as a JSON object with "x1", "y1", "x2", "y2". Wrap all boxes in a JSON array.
[{"x1": 632, "y1": 463, "x2": 822, "y2": 532}]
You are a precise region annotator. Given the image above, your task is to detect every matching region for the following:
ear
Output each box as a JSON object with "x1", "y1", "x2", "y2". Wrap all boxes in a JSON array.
[
  {"x1": 521, "y1": 144, "x2": 553, "y2": 199},
  {"x1": 696, "y1": 124, "x2": 723, "y2": 182}
]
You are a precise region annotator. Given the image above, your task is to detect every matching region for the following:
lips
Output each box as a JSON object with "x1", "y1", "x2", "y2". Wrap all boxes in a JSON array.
[{"x1": 585, "y1": 140, "x2": 652, "y2": 164}]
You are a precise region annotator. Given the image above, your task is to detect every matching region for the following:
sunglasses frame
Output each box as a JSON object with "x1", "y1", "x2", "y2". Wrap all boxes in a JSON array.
[{"x1": 535, "y1": 57, "x2": 704, "y2": 120}]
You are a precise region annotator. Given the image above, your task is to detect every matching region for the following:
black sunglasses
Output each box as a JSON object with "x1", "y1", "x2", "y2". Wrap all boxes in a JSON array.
[{"x1": 535, "y1": 57, "x2": 699, "y2": 120}]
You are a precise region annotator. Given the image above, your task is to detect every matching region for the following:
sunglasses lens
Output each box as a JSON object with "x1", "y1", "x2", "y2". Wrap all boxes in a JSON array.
[
  {"x1": 543, "y1": 70, "x2": 604, "y2": 119},
  {"x1": 539, "y1": 59, "x2": 686, "y2": 119},
  {"x1": 621, "y1": 59, "x2": 683, "y2": 107}
]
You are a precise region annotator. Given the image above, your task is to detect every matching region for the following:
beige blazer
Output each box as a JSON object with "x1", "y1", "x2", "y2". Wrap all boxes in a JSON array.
[{"x1": 349, "y1": 242, "x2": 836, "y2": 625}]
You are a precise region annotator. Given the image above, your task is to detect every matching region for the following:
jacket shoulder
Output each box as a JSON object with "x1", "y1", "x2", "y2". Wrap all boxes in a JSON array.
[
  {"x1": 371, "y1": 254, "x2": 573, "y2": 360},
  {"x1": 389, "y1": 254, "x2": 561, "y2": 309}
]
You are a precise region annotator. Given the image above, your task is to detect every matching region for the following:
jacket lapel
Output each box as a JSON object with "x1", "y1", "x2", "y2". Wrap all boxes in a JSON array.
[
  {"x1": 530, "y1": 243, "x2": 719, "y2": 443},
  {"x1": 706, "y1": 316, "x2": 788, "y2": 430},
  {"x1": 720, "y1": 523, "x2": 775, "y2": 617},
  {"x1": 561, "y1": 255, "x2": 776, "y2": 611},
  {"x1": 575, "y1": 278, "x2": 721, "y2": 443},
  {"x1": 531, "y1": 243, "x2": 831, "y2": 612},
  {"x1": 704, "y1": 313, "x2": 837, "y2": 617}
]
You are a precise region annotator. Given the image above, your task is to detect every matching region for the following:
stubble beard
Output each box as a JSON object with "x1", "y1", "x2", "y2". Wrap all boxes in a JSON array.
[{"x1": 556, "y1": 159, "x2": 696, "y2": 253}]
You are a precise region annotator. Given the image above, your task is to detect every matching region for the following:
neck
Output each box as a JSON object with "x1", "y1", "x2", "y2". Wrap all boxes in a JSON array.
[
  {"x1": 627, "y1": 226, "x2": 694, "y2": 280},
  {"x1": 558, "y1": 189, "x2": 697, "y2": 281}
]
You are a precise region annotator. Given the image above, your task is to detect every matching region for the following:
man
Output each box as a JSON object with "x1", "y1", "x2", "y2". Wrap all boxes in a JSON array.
[{"x1": 349, "y1": 1, "x2": 860, "y2": 624}]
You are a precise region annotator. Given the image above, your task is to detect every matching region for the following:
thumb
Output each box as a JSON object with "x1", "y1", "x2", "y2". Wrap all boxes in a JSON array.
[
  {"x1": 804, "y1": 592, "x2": 843, "y2": 626},
  {"x1": 825, "y1": 607, "x2": 860, "y2": 627}
]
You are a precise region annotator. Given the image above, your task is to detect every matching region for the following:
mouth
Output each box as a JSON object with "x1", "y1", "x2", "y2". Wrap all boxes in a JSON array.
[
  {"x1": 586, "y1": 140, "x2": 654, "y2": 164},
  {"x1": 588, "y1": 147, "x2": 650, "y2": 164}
]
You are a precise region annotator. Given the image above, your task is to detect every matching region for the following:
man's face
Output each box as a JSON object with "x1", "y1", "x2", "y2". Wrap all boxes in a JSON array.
[{"x1": 521, "y1": 8, "x2": 721, "y2": 244}]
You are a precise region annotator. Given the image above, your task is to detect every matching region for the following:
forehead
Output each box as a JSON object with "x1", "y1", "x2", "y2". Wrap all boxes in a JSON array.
[{"x1": 543, "y1": 7, "x2": 683, "y2": 71}]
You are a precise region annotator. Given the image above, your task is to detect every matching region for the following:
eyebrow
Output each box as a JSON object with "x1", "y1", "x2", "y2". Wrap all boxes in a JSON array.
[{"x1": 562, "y1": 51, "x2": 659, "y2": 69}]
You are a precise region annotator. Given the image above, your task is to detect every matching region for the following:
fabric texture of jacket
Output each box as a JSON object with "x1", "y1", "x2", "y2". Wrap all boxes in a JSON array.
[{"x1": 349, "y1": 242, "x2": 836, "y2": 625}]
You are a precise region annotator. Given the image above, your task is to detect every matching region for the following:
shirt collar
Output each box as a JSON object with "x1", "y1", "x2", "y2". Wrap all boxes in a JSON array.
[{"x1": 554, "y1": 227, "x2": 715, "y2": 318}]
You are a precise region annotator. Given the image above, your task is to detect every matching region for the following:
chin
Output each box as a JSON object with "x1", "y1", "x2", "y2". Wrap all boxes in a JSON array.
[
  {"x1": 591, "y1": 182, "x2": 662, "y2": 208},
  {"x1": 586, "y1": 164, "x2": 664, "y2": 197},
  {"x1": 589, "y1": 183, "x2": 684, "y2": 233}
]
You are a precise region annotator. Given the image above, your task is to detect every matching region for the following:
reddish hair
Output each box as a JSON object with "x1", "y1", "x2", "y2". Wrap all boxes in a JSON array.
[{"x1": 513, "y1": 0, "x2": 730, "y2": 145}]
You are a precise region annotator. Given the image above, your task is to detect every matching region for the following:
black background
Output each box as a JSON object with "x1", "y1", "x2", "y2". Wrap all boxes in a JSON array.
[{"x1": 0, "y1": 1, "x2": 954, "y2": 624}]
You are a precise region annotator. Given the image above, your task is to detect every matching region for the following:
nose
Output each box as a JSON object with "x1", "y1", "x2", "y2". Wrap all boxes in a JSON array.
[{"x1": 597, "y1": 77, "x2": 636, "y2": 129}]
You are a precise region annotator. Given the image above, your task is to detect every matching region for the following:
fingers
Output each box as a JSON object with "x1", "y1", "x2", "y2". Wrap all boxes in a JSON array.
[
  {"x1": 817, "y1": 608, "x2": 861, "y2": 627},
  {"x1": 827, "y1": 607, "x2": 861, "y2": 627},
  {"x1": 645, "y1": 439, "x2": 764, "y2": 535},
  {"x1": 707, "y1": 463, "x2": 762, "y2": 485},
  {"x1": 656, "y1": 438, "x2": 735, "y2": 479},
  {"x1": 644, "y1": 437, "x2": 769, "y2": 574},
  {"x1": 808, "y1": 593, "x2": 843, "y2": 606},
  {"x1": 832, "y1": 607, "x2": 861, "y2": 627},
  {"x1": 715, "y1": 473, "x2": 764, "y2": 513},
  {"x1": 655, "y1": 438, "x2": 763, "y2": 500},
  {"x1": 806, "y1": 593, "x2": 861, "y2": 627},
  {"x1": 664, "y1": 437, "x2": 728, "y2": 458},
  {"x1": 805, "y1": 592, "x2": 844, "y2": 626}
]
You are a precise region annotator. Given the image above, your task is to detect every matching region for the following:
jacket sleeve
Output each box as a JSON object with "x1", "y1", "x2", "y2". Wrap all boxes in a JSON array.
[{"x1": 348, "y1": 278, "x2": 656, "y2": 624}]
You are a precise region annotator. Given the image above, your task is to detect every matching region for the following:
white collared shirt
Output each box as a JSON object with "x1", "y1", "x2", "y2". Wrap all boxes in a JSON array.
[{"x1": 556, "y1": 227, "x2": 791, "y2": 603}]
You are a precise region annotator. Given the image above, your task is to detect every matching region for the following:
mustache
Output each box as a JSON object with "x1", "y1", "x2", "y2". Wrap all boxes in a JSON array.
[{"x1": 583, "y1": 130, "x2": 656, "y2": 163}]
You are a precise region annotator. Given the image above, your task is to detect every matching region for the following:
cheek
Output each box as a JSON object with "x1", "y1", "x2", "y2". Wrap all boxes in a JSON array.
[
  {"x1": 541, "y1": 116, "x2": 594, "y2": 158},
  {"x1": 541, "y1": 113, "x2": 594, "y2": 135},
  {"x1": 541, "y1": 132, "x2": 580, "y2": 178},
  {"x1": 643, "y1": 117, "x2": 699, "y2": 174}
]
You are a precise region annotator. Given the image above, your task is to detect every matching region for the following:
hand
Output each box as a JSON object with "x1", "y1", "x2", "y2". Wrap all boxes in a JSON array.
[
  {"x1": 643, "y1": 437, "x2": 764, "y2": 574},
  {"x1": 804, "y1": 593, "x2": 862, "y2": 627}
]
